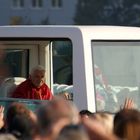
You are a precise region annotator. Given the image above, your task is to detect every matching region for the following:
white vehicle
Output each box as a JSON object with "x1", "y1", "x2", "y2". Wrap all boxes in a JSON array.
[{"x1": 0, "y1": 25, "x2": 140, "y2": 112}]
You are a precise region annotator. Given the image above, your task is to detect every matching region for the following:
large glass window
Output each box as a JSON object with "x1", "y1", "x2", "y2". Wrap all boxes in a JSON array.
[
  {"x1": 32, "y1": 0, "x2": 43, "y2": 8},
  {"x1": 12, "y1": 0, "x2": 24, "y2": 8},
  {"x1": 52, "y1": 40, "x2": 73, "y2": 100},
  {"x1": 0, "y1": 39, "x2": 73, "y2": 100},
  {"x1": 92, "y1": 41, "x2": 140, "y2": 112},
  {"x1": 5, "y1": 49, "x2": 29, "y2": 77},
  {"x1": 51, "y1": 0, "x2": 62, "y2": 8}
]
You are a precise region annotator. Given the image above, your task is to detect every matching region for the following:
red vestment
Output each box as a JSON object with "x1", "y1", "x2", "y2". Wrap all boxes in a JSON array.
[{"x1": 12, "y1": 79, "x2": 53, "y2": 100}]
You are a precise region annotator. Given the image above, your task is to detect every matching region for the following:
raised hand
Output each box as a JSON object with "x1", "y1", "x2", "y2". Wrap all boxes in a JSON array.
[
  {"x1": 121, "y1": 98, "x2": 135, "y2": 110},
  {"x1": 0, "y1": 105, "x2": 4, "y2": 129}
]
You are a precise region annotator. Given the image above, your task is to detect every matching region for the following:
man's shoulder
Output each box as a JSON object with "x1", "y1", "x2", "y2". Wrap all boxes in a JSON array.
[
  {"x1": 17, "y1": 79, "x2": 30, "y2": 87},
  {"x1": 41, "y1": 83, "x2": 51, "y2": 90},
  {"x1": 42, "y1": 83, "x2": 49, "y2": 88},
  {"x1": 11, "y1": 79, "x2": 29, "y2": 96}
]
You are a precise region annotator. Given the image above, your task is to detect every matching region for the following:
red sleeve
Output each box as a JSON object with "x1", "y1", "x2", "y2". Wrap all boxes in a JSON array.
[
  {"x1": 43, "y1": 85, "x2": 53, "y2": 100},
  {"x1": 11, "y1": 80, "x2": 28, "y2": 98},
  {"x1": 12, "y1": 85, "x2": 24, "y2": 98}
]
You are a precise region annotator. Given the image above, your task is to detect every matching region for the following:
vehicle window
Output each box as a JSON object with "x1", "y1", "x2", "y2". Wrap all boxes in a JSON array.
[
  {"x1": 5, "y1": 49, "x2": 29, "y2": 77},
  {"x1": 92, "y1": 41, "x2": 140, "y2": 112},
  {"x1": 52, "y1": 40, "x2": 73, "y2": 100},
  {"x1": 0, "y1": 39, "x2": 73, "y2": 101}
]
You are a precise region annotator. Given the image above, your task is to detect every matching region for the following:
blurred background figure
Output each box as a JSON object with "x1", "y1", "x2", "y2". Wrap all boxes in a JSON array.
[
  {"x1": 5, "y1": 102, "x2": 39, "y2": 140},
  {"x1": 82, "y1": 117, "x2": 118, "y2": 140},
  {"x1": 113, "y1": 109, "x2": 140, "y2": 140},
  {"x1": 37, "y1": 96, "x2": 80, "y2": 140},
  {"x1": 91, "y1": 112, "x2": 114, "y2": 134},
  {"x1": 56, "y1": 124, "x2": 90, "y2": 140},
  {"x1": 0, "y1": 134, "x2": 17, "y2": 140},
  {"x1": 79, "y1": 110, "x2": 93, "y2": 119}
]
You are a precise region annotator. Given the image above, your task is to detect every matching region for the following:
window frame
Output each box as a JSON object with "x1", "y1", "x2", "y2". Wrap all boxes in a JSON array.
[
  {"x1": 51, "y1": 0, "x2": 62, "y2": 9},
  {"x1": 91, "y1": 40, "x2": 140, "y2": 112},
  {"x1": 12, "y1": 0, "x2": 24, "y2": 9},
  {"x1": 31, "y1": 0, "x2": 43, "y2": 9}
]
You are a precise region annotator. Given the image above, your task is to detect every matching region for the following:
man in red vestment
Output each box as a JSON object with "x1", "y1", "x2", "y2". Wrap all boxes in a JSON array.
[{"x1": 12, "y1": 65, "x2": 53, "y2": 100}]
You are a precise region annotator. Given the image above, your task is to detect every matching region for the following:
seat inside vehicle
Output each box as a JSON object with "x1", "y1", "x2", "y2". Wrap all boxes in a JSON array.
[{"x1": 0, "y1": 77, "x2": 26, "y2": 97}]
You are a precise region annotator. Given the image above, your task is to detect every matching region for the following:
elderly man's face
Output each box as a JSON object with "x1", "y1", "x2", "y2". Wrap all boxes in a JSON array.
[{"x1": 30, "y1": 70, "x2": 45, "y2": 88}]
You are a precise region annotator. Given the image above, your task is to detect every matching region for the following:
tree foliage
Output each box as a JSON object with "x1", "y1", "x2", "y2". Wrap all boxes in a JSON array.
[{"x1": 74, "y1": 0, "x2": 140, "y2": 26}]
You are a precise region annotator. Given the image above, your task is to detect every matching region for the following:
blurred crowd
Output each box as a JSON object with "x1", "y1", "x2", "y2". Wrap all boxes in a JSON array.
[{"x1": 0, "y1": 97, "x2": 139, "y2": 140}]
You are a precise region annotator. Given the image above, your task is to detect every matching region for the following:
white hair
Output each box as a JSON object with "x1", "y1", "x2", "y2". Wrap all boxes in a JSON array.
[{"x1": 30, "y1": 65, "x2": 46, "y2": 75}]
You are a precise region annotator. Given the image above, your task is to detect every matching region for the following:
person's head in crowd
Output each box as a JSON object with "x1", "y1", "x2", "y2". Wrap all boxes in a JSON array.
[
  {"x1": 0, "y1": 134, "x2": 17, "y2": 140},
  {"x1": 79, "y1": 110, "x2": 93, "y2": 119},
  {"x1": 6, "y1": 102, "x2": 31, "y2": 127},
  {"x1": 5, "y1": 102, "x2": 38, "y2": 139},
  {"x1": 29, "y1": 65, "x2": 46, "y2": 88},
  {"x1": 8, "y1": 114, "x2": 39, "y2": 140},
  {"x1": 81, "y1": 116, "x2": 118, "y2": 140},
  {"x1": 114, "y1": 109, "x2": 140, "y2": 140},
  {"x1": 56, "y1": 124, "x2": 89, "y2": 140},
  {"x1": 91, "y1": 112, "x2": 114, "y2": 134},
  {"x1": 37, "y1": 96, "x2": 80, "y2": 140}
]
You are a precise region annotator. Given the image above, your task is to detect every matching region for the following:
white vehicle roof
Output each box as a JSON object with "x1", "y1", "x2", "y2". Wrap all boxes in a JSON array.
[{"x1": 0, "y1": 25, "x2": 140, "y2": 40}]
